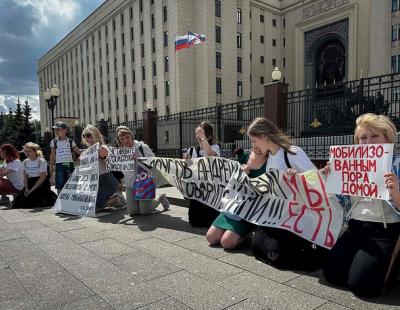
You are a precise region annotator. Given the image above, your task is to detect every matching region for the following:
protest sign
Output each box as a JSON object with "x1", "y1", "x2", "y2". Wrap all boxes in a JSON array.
[
  {"x1": 52, "y1": 143, "x2": 99, "y2": 217},
  {"x1": 326, "y1": 144, "x2": 393, "y2": 200},
  {"x1": 139, "y1": 157, "x2": 343, "y2": 249},
  {"x1": 106, "y1": 147, "x2": 136, "y2": 171}
]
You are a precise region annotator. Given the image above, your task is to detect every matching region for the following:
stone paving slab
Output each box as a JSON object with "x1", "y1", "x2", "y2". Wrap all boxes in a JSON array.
[
  {"x1": 61, "y1": 227, "x2": 108, "y2": 244},
  {"x1": 148, "y1": 270, "x2": 245, "y2": 309},
  {"x1": 81, "y1": 238, "x2": 137, "y2": 259},
  {"x1": 224, "y1": 299, "x2": 266, "y2": 310},
  {"x1": 0, "y1": 237, "x2": 42, "y2": 262},
  {"x1": 174, "y1": 235, "x2": 230, "y2": 259},
  {"x1": 137, "y1": 297, "x2": 191, "y2": 310},
  {"x1": 55, "y1": 296, "x2": 113, "y2": 310},
  {"x1": 0, "y1": 268, "x2": 29, "y2": 302}
]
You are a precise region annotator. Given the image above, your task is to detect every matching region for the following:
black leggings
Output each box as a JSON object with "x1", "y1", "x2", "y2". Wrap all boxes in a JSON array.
[{"x1": 323, "y1": 219, "x2": 400, "y2": 297}]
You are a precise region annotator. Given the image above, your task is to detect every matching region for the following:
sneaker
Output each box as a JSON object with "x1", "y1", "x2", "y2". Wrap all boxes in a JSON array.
[
  {"x1": 0, "y1": 196, "x2": 10, "y2": 205},
  {"x1": 158, "y1": 194, "x2": 170, "y2": 211}
]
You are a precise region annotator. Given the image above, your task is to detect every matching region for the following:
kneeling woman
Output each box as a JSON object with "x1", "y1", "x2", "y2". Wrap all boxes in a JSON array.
[
  {"x1": 323, "y1": 113, "x2": 400, "y2": 297},
  {"x1": 206, "y1": 117, "x2": 315, "y2": 249},
  {"x1": 21, "y1": 142, "x2": 55, "y2": 207},
  {"x1": 81, "y1": 125, "x2": 121, "y2": 212}
]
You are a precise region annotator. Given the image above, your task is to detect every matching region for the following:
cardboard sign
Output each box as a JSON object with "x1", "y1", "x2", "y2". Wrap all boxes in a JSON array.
[
  {"x1": 106, "y1": 147, "x2": 136, "y2": 171},
  {"x1": 326, "y1": 144, "x2": 394, "y2": 200},
  {"x1": 52, "y1": 143, "x2": 100, "y2": 217},
  {"x1": 139, "y1": 157, "x2": 343, "y2": 249}
]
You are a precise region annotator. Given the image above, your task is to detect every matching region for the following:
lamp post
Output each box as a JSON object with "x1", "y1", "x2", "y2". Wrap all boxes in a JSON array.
[
  {"x1": 43, "y1": 84, "x2": 60, "y2": 136},
  {"x1": 74, "y1": 119, "x2": 81, "y2": 148},
  {"x1": 271, "y1": 67, "x2": 282, "y2": 82},
  {"x1": 97, "y1": 112, "x2": 108, "y2": 142}
]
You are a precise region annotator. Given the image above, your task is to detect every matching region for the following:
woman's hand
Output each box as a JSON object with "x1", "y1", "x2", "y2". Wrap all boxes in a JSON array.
[
  {"x1": 241, "y1": 164, "x2": 251, "y2": 175},
  {"x1": 384, "y1": 172, "x2": 400, "y2": 196},
  {"x1": 195, "y1": 127, "x2": 206, "y2": 142},
  {"x1": 182, "y1": 153, "x2": 191, "y2": 160},
  {"x1": 24, "y1": 188, "x2": 30, "y2": 197},
  {"x1": 320, "y1": 162, "x2": 331, "y2": 176},
  {"x1": 286, "y1": 168, "x2": 298, "y2": 176}
]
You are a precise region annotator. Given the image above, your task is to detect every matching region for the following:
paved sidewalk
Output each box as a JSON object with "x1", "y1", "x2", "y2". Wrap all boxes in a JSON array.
[{"x1": 0, "y1": 192, "x2": 399, "y2": 309}]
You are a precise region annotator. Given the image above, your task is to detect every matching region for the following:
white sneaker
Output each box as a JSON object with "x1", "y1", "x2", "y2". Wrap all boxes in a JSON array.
[{"x1": 158, "y1": 194, "x2": 170, "y2": 211}]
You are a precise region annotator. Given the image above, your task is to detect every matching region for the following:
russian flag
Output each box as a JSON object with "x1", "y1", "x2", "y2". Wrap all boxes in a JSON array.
[{"x1": 175, "y1": 32, "x2": 206, "y2": 51}]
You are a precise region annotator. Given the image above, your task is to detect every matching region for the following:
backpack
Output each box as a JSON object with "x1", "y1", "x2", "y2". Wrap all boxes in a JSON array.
[
  {"x1": 251, "y1": 149, "x2": 328, "y2": 271},
  {"x1": 187, "y1": 145, "x2": 219, "y2": 227},
  {"x1": 53, "y1": 138, "x2": 78, "y2": 162}
]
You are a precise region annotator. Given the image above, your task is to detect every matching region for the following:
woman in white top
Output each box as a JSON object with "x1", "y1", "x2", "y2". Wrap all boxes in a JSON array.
[
  {"x1": 0, "y1": 144, "x2": 24, "y2": 200},
  {"x1": 115, "y1": 126, "x2": 169, "y2": 216},
  {"x1": 81, "y1": 125, "x2": 121, "y2": 212},
  {"x1": 323, "y1": 113, "x2": 400, "y2": 297},
  {"x1": 183, "y1": 121, "x2": 221, "y2": 227}
]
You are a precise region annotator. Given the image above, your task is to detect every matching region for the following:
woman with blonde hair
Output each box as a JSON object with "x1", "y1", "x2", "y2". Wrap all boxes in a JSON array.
[
  {"x1": 13, "y1": 142, "x2": 56, "y2": 208},
  {"x1": 81, "y1": 125, "x2": 123, "y2": 212},
  {"x1": 323, "y1": 113, "x2": 400, "y2": 296},
  {"x1": 115, "y1": 126, "x2": 169, "y2": 216}
]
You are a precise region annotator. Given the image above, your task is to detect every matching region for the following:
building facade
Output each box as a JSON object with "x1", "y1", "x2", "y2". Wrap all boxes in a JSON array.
[{"x1": 37, "y1": 0, "x2": 393, "y2": 133}]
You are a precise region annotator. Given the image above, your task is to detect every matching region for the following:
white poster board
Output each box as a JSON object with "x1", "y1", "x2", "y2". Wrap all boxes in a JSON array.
[
  {"x1": 52, "y1": 143, "x2": 100, "y2": 217},
  {"x1": 106, "y1": 147, "x2": 136, "y2": 171},
  {"x1": 326, "y1": 144, "x2": 394, "y2": 200}
]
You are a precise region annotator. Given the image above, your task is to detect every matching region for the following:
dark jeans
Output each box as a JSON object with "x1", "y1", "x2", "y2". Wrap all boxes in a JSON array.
[
  {"x1": 55, "y1": 162, "x2": 75, "y2": 190},
  {"x1": 323, "y1": 219, "x2": 400, "y2": 297}
]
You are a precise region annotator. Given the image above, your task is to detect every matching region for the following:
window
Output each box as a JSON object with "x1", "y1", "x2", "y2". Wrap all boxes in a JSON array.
[
  {"x1": 260, "y1": 35, "x2": 264, "y2": 43},
  {"x1": 151, "y1": 14, "x2": 155, "y2": 29},
  {"x1": 132, "y1": 70, "x2": 136, "y2": 83},
  {"x1": 133, "y1": 91, "x2": 136, "y2": 104},
  {"x1": 215, "y1": 0, "x2": 221, "y2": 17},
  {"x1": 153, "y1": 84, "x2": 158, "y2": 99},
  {"x1": 216, "y1": 77, "x2": 222, "y2": 94},
  {"x1": 121, "y1": 13, "x2": 124, "y2": 26},
  {"x1": 122, "y1": 33, "x2": 125, "y2": 46},
  {"x1": 113, "y1": 38, "x2": 116, "y2": 50},
  {"x1": 164, "y1": 56, "x2": 169, "y2": 72},
  {"x1": 124, "y1": 94, "x2": 127, "y2": 107},
  {"x1": 393, "y1": 25, "x2": 398, "y2": 41},
  {"x1": 272, "y1": 39, "x2": 276, "y2": 46},
  {"x1": 141, "y1": 43, "x2": 145, "y2": 57},
  {"x1": 236, "y1": 9, "x2": 242, "y2": 24},
  {"x1": 392, "y1": 55, "x2": 397, "y2": 73},
  {"x1": 140, "y1": 21, "x2": 144, "y2": 35},
  {"x1": 106, "y1": 43, "x2": 109, "y2": 55},
  {"x1": 216, "y1": 52, "x2": 222, "y2": 69},
  {"x1": 122, "y1": 53, "x2": 126, "y2": 66},
  {"x1": 131, "y1": 49, "x2": 135, "y2": 62},
  {"x1": 260, "y1": 56, "x2": 264, "y2": 63},
  {"x1": 237, "y1": 32, "x2": 242, "y2": 48},
  {"x1": 130, "y1": 27, "x2": 134, "y2": 41},
  {"x1": 283, "y1": 37, "x2": 286, "y2": 47},
  {"x1": 237, "y1": 57, "x2": 242, "y2": 73},
  {"x1": 142, "y1": 66, "x2": 145, "y2": 80},
  {"x1": 163, "y1": 31, "x2": 168, "y2": 47},
  {"x1": 123, "y1": 74, "x2": 126, "y2": 87},
  {"x1": 105, "y1": 25, "x2": 108, "y2": 36},
  {"x1": 393, "y1": 0, "x2": 399, "y2": 11},
  {"x1": 130, "y1": 7, "x2": 133, "y2": 19},
  {"x1": 260, "y1": 76, "x2": 264, "y2": 84},
  {"x1": 143, "y1": 88, "x2": 146, "y2": 102},
  {"x1": 272, "y1": 19, "x2": 276, "y2": 27},
  {"x1": 237, "y1": 81, "x2": 243, "y2": 97},
  {"x1": 215, "y1": 26, "x2": 221, "y2": 43},
  {"x1": 283, "y1": 57, "x2": 286, "y2": 67},
  {"x1": 272, "y1": 58, "x2": 276, "y2": 66},
  {"x1": 260, "y1": 14, "x2": 264, "y2": 23},
  {"x1": 152, "y1": 38, "x2": 156, "y2": 53},
  {"x1": 166, "y1": 106, "x2": 170, "y2": 115},
  {"x1": 283, "y1": 18, "x2": 286, "y2": 28},
  {"x1": 163, "y1": 6, "x2": 168, "y2": 22},
  {"x1": 165, "y1": 81, "x2": 170, "y2": 96},
  {"x1": 151, "y1": 0, "x2": 154, "y2": 4},
  {"x1": 152, "y1": 61, "x2": 156, "y2": 76},
  {"x1": 139, "y1": 0, "x2": 143, "y2": 12},
  {"x1": 112, "y1": 19, "x2": 116, "y2": 31},
  {"x1": 115, "y1": 77, "x2": 118, "y2": 89}
]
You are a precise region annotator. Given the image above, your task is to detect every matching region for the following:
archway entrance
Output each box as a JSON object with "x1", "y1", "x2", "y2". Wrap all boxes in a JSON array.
[{"x1": 315, "y1": 40, "x2": 346, "y2": 86}]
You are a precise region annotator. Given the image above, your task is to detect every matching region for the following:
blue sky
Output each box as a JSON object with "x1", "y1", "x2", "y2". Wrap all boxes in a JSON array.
[{"x1": 0, "y1": 0, "x2": 105, "y2": 116}]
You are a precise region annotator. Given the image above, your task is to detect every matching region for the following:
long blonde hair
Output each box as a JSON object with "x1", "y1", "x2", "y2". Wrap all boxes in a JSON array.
[
  {"x1": 82, "y1": 125, "x2": 105, "y2": 146},
  {"x1": 23, "y1": 142, "x2": 43, "y2": 157},
  {"x1": 354, "y1": 113, "x2": 397, "y2": 144},
  {"x1": 247, "y1": 117, "x2": 294, "y2": 154}
]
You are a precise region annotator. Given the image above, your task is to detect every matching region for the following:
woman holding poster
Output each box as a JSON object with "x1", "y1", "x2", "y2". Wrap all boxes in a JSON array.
[
  {"x1": 81, "y1": 125, "x2": 122, "y2": 212},
  {"x1": 207, "y1": 117, "x2": 315, "y2": 251},
  {"x1": 115, "y1": 126, "x2": 169, "y2": 216},
  {"x1": 323, "y1": 113, "x2": 400, "y2": 296}
]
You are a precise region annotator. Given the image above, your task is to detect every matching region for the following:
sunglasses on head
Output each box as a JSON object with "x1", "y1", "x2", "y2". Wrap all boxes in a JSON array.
[{"x1": 83, "y1": 133, "x2": 93, "y2": 139}]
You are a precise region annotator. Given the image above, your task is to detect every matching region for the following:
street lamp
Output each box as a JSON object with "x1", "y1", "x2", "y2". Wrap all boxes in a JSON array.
[
  {"x1": 74, "y1": 119, "x2": 80, "y2": 127},
  {"x1": 98, "y1": 112, "x2": 105, "y2": 121},
  {"x1": 272, "y1": 67, "x2": 282, "y2": 82},
  {"x1": 146, "y1": 101, "x2": 153, "y2": 111},
  {"x1": 43, "y1": 84, "x2": 60, "y2": 135},
  {"x1": 97, "y1": 112, "x2": 108, "y2": 141}
]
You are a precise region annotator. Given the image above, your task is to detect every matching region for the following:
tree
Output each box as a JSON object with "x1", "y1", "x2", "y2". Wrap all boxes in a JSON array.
[
  {"x1": 1, "y1": 108, "x2": 16, "y2": 145},
  {"x1": 13, "y1": 98, "x2": 24, "y2": 149}
]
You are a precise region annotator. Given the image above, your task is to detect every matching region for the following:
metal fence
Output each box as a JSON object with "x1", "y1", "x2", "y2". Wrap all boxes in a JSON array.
[
  {"x1": 156, "y1": 97, "x2": 264, "y2": 158},
  {"x1": 285, "y1": 73, "x2": 400, "y2": 160}
]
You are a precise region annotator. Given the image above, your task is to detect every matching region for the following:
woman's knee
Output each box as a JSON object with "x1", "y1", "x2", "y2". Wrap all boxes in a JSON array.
[
  {"x1": 220, "y1": 232, "x2": 241, "y2": 250},
  {"x1": 206, "y1": 226, "x2": 224, "y2": 245}
]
